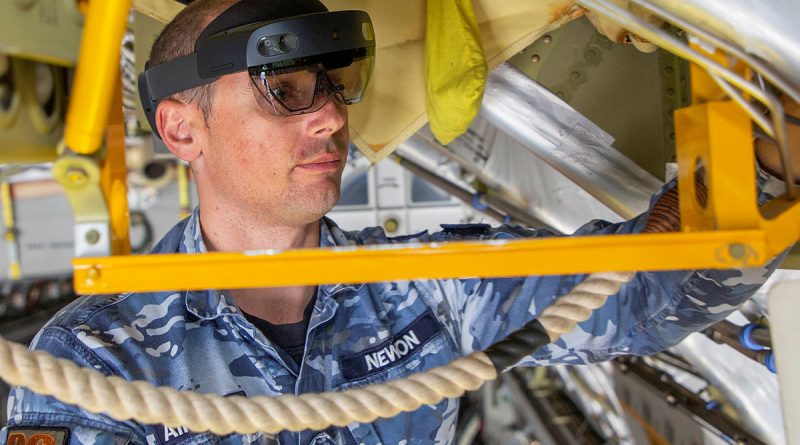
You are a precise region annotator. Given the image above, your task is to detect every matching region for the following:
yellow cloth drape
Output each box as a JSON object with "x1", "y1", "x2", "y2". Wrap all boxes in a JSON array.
[{"x1": 424, "y1": 0, "x2": 487, "y2": 145}]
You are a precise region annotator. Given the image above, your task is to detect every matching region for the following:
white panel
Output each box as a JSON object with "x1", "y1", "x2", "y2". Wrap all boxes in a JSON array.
[
  {"x1": 375, "y1": 160, "x2": 406, "y2": 209},
  {"x1": 326, "y1": 209, "x2": 377, "y2": 232},
  {"x1": 768, "y1": 281, "x2": 800, "y2": 445}
]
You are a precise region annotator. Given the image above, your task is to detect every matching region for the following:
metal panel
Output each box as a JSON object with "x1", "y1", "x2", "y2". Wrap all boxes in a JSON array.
[
  {"x1": 508, "y1": 16, "x2": 689, "y2": 181},
  {"x1": 0, "y1": 56, "x2": 65, "y2": 164},
  {"x1": 768, "y1": 281, "x2": 800, "y2": 445},
  {"x1": 0, "y1": 0, "x2": 83, "y2": 66}
]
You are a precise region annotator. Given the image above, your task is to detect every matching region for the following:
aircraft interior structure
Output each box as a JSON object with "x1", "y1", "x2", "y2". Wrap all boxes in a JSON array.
[{"x1": 0, "y1": 0, "x2": 798, "y2": 444}]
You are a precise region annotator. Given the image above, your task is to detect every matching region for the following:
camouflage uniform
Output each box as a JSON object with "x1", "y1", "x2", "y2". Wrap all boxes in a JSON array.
[{"x1": 1, "y1": 171, "x2": 786, "y2": 444}]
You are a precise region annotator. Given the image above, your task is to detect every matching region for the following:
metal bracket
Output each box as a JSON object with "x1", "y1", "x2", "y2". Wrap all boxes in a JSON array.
[{"x1": 53, "y1": 153, "x2": 111, "y2": 258}]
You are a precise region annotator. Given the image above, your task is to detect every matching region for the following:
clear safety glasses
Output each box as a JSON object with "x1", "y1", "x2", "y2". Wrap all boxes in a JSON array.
[{"x1": 248, "y1": 48, "x2": 373, "y2": 116}]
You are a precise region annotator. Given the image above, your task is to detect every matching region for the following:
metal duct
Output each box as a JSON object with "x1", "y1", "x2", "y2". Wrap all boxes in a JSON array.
[{"x1": 481, "y1": 64, "x2": 663, "y2": 220}]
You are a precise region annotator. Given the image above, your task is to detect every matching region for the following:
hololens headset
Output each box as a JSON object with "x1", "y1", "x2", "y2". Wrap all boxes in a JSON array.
[{"x1": 138, "y1": 0, "x2": 375, "y2": 139}]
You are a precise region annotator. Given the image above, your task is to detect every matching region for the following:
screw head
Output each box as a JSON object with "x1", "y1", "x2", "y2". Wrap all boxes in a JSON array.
[
  {"x1": 66, "y1": 168, "x2": 89, "y2": 186},
  {"x1": 85, "y1": 267, "x2": 100, "y2": 284},
  {"x1": 543, "y1": 35, "x2": 552, "y2": 44},
  {"x1": 384, "y1": 218, "x2": 399, "y2": 233},
  {"x1": 531, "y1": 54, "x2": 541, "y2": 63},
  {"x1": 85, "y1": 229, "x2": 101, "y2": 245},
  {"x1": 729, "y1": 243, "x2": 746, "y2": 259}
]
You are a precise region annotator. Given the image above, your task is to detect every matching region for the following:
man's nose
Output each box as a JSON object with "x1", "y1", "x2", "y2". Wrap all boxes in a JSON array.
[{"x1": 306, "y1": 97, "x2": 347, "y2": 137}]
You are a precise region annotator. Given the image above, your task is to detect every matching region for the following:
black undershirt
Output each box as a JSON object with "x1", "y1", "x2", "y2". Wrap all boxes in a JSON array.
[{"x1": 242, "y1": 293, "x2": 316, "y2": 366}]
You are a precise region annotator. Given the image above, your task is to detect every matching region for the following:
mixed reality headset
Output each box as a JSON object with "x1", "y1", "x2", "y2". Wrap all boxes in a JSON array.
[{"x1": 138, "y1": 2, "x2": 375, "y2": 139}]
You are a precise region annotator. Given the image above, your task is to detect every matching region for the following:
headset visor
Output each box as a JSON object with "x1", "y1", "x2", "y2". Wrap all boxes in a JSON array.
[{"x1": 249, "y1": 48, "x2": 373, "y2": 116}]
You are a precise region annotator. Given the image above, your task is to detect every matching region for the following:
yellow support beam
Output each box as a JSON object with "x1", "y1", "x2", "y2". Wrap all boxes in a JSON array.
[
  {"x1": 64, "y1": 0, "x2": 131, "y2": 155},
  {"x1": 100, "y1": 78, "x2": 131, "y2": 255},
  {"x1": 676, "y1": 101, "x2": 760, "y2": 232},
  {"x1": 74, "y1": 229, "x2": 775, "y2": 294}
]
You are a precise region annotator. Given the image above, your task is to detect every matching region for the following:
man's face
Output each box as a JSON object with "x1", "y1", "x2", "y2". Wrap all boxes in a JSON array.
[{"x1": 200, "y1": 70, "x2": 349, "y2": 226}]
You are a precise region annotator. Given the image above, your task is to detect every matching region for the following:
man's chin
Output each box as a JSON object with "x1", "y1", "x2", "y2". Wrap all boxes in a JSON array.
[{"x1": 292, "y1": 184, "x2": 340, "y2": 219}]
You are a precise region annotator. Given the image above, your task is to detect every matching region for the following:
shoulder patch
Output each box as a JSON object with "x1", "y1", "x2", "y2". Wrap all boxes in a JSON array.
[{"x1": 5, "y1": 427, "x2": 69, "y2": 445}]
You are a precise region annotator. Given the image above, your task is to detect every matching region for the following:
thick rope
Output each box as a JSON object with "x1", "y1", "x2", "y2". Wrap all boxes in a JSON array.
[{"x1": 0, "y1": 271, "x2": 634, "y2": 435}]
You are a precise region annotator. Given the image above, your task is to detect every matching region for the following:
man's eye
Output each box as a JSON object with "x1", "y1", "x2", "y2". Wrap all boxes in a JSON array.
[
  {"x1": 270, "y1": 82, "x2": 302, "y2": 102},
  {"x1": 271, "y1": 86, "x2": 288, "y2": 100}
]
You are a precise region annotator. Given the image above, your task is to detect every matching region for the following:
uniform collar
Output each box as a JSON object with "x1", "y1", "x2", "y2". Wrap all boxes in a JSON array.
[{"x1": 181, "y1": 208, "x2": 363, "y2": 320}]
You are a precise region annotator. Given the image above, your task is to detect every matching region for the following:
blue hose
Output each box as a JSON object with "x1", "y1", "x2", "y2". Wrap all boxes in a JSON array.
[
  {"x1": 471, "y1": 192, "x2": 489, "y2": 211},
  {"x1": 739, "y1": 323, "x2": 767, "y2": 351},
  {"x1": 765, "y1": 351, "x2": 776, "y2": 374}
]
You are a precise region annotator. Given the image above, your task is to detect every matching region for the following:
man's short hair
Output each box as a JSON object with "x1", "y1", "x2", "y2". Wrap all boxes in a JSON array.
[{"x1": 148, "y1": 0, "x2": 239, "y2": 117}]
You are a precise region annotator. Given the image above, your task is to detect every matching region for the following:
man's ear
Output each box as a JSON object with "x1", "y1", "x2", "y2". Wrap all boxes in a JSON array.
[{"x1": 155, "y1": 99, "x2": 206, "y2": 162}]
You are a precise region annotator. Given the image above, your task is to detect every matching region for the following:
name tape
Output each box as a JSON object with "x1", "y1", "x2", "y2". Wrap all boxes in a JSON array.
[{"x1": 341, "y1": 311, "x2": 441, "y2": 381}]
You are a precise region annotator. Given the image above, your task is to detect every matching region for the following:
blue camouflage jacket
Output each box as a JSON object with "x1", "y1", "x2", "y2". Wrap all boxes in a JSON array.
[{"x1": 2, "y1": 173, "x2": 785, "y2": 445}]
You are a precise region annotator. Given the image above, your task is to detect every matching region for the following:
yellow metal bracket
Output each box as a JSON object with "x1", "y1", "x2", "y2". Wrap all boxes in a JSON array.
[
  {"x1": 53, "y1": 152, "x2": 112, "y2": 257},
  {"x1": 64, "y1": 0, "x2": 131, "y2": 156},
  {"x1": 55, "y1": 0, "x2": 130, "y2": 259}
]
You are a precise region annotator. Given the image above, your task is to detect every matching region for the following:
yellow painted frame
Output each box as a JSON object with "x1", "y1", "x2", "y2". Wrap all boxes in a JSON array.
[{"x1": 62, "y1": 2, "x2": 800, "y2": 295}]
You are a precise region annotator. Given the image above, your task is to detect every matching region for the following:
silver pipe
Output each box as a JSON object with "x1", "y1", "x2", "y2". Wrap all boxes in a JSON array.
[
  {"x1": 390, "y1": 153, "x2": 551, "y2": 230},
  {"x1": 577, "y1": 0, "x2": 797, "y2": 197},
  {"x1": 709, "y1": 72, "x2": 773, "y2": 138},
  {"x1": 413, "y1": 130, "x2": 529, "y2": 210},
  {"x1": 481, "y1": 64, "x2": 663, "y2": 220}
]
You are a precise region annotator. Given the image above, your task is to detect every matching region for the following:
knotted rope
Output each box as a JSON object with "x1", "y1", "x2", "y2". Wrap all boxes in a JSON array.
[{"x1": 0, "y1": 271, "x2": 634, "y2": 434}]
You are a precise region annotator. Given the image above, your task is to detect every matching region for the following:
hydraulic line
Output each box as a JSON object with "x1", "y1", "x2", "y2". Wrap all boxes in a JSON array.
[
  {"x1": 614, "y1": 356, "x2": 766, "y2": 445},
  {"x1": 702, "y1": 320, "x2": 774, "y2": 370}
]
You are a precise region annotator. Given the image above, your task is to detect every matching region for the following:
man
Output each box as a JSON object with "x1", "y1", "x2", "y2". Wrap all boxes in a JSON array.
[{"x1": 1, "y1": 0, "x2": 795, "y2": 444}]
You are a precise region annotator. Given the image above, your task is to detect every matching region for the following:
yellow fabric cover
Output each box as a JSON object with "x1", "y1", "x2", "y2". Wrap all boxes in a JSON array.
[{"x1": 424, "y1": 0, "x2": 487, "y2": 145}]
